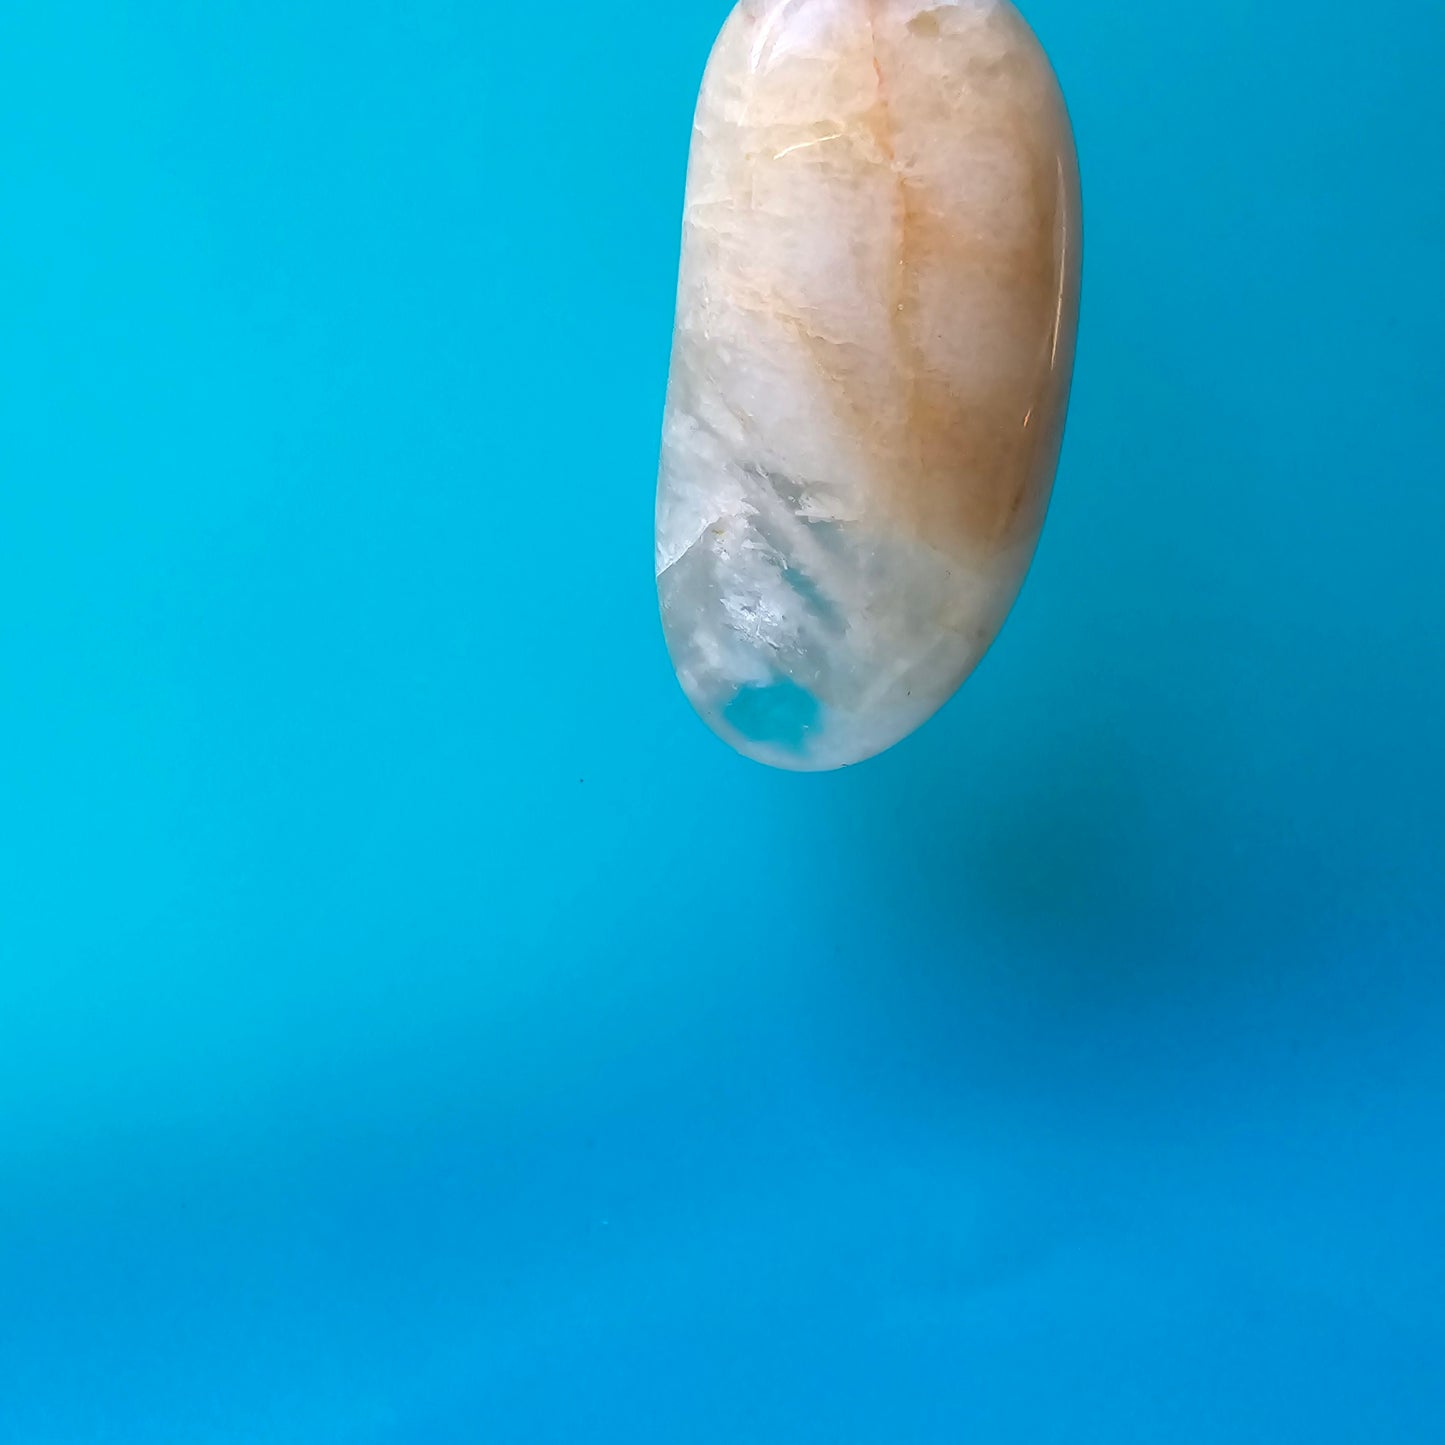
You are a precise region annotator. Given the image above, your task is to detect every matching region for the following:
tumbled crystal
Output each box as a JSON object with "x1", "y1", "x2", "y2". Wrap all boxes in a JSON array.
[{"x1": 656, "y1": 0, "x2": 1081, "y2": 770}]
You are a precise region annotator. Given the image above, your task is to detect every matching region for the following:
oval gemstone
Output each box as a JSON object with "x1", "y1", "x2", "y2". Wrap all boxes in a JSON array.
[{"x1": 656, "y1": 0, "x2": 1081, "y2": 771}]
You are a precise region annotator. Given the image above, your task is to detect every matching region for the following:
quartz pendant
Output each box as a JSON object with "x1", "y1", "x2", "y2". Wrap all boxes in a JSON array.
[{"x1": 656, "y1": 0, "x2": 1081, "y2": 771}]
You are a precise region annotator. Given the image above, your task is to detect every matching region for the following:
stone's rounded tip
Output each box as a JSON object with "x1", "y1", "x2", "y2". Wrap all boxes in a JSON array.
[
  {"x1": 657, "y1": 0, "x2": 1080, "y2": 770},
  {"x1": 674, "y1": 670, "x2": 939, "y2": 773}
]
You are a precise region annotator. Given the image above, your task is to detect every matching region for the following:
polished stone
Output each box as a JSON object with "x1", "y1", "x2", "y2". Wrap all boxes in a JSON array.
[{"x1": 657, "y1": 0, "x2": 1081, "y2": 770}]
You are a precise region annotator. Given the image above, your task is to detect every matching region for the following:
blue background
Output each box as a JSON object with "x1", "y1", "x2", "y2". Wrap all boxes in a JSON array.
[{"x1": 2, "y1": 1, "x2": 1443, "y2": 1440}]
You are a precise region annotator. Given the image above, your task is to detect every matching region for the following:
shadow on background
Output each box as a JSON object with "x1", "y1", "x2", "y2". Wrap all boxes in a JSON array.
[{"x1": 815, "y1": 329, "x2": 1445, "y2": 1115}]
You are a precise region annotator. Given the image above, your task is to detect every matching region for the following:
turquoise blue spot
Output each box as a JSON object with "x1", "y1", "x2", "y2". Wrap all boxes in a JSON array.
[{"x1": 724, "y1": 677, "x2": 820, "y2": 754}]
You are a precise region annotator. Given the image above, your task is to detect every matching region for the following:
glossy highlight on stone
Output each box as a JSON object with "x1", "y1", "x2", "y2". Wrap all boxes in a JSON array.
[{"x1": 657, "y1": 0, "x2": 1081, "y2": 771}]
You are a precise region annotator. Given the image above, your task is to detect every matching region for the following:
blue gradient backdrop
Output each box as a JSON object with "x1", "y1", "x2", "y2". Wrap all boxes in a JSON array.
[{"x1": 3, "y1": 2, "x2": 1444, "y2": 1440}]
